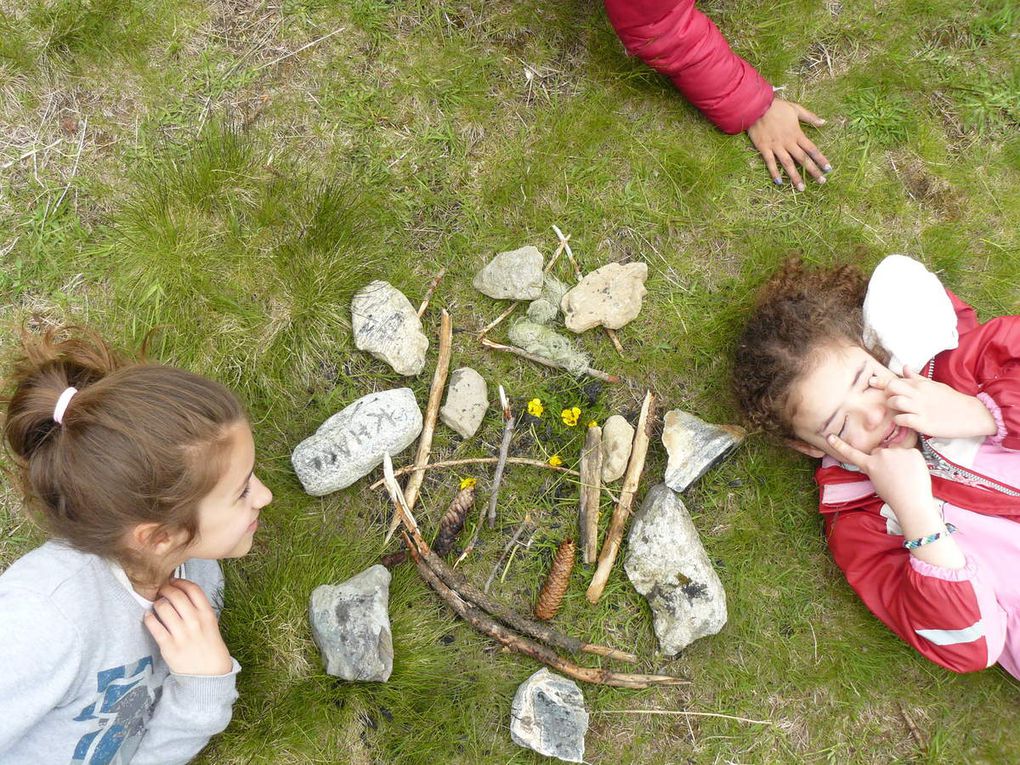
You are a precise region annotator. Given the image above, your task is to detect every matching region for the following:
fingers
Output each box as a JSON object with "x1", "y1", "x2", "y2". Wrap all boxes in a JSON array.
[
  {"x1": 144, "y1": 610, "x2": 170, "y2": 644},
  {"x1": 798, "y1": 136, "x2": 832, "y2": 176},
  {"x1": 774, "y1": 149, "x2": 805, "y2": 191},
  {"x1": 793, "y1": 102, "x2": 827, "y2": 128},
  {"x1": 887, "y1": 394, "x2": 920, "y2": 413},
  {"x1": 893, "y1": 412, "x2": 923, "y2": 431},
  {"x1": 789, "y1": 145, "x2": 825, "y2": 184},
  {"x1": 167, "y1": 578, "x2": 213, "y2": 611},
  {"x1": 152, "y1": 596, "x2": 185, "y2": 633},
  {"x1": 761, "y1": 150, "x2": 784, "y2": 186},
  {"x1": 826, "y1": 433, "x2": 867, "y2": 469}
]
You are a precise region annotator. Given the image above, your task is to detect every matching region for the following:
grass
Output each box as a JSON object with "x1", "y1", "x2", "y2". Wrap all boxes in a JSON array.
[{"x1": 0, "y1": 0, "x2": 1018, "y2": 762}]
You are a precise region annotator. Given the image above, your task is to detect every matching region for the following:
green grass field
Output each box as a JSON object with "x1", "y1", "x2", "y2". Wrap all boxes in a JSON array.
[{"x1": 1, "y1": 0, "x2": 1018, "y2": 762}]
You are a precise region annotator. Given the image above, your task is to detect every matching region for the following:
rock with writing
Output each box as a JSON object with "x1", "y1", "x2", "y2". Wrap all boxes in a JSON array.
[
  {"x1": 662, "y1": 409, "x2": 746, "y2": 492},
  {"x1": 507, "y1": 320, "x2": 591, "y2": 376},
  {"x1": 440, "y1": 367, "x2": 489, "y2": 439},
  {"x1": 600, "y1": 414, "x2": 634, "y2": 482},
  {"x1": 625, "y1": 484, "x2": 727, "y2": 656},
  {"x1": 510, "y1": 669, "x2": 588, "y2": 763},
  {"x1": 309, "y1": 565, "x2": 393, "y2": 681},
  {"x1": 560, "y1": 262, "x2": 648, "y2": 333},
  {"x1": 473, "y1": 246, "x2": 544, "y2": 300},
  {"x1": 292, "y1": 388, "x2": 423, "y2": 496},
  {"x1": 527, "y1": 275, "x2": 571, "y2": 325},
  {"x1": 351, "y1": 281, "x2": 429, "y2": 376}
]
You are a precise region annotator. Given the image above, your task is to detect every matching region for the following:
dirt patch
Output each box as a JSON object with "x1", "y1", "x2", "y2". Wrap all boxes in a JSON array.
[{"x1": 892, "y1": 153, "x2": 962, "y2": 218}]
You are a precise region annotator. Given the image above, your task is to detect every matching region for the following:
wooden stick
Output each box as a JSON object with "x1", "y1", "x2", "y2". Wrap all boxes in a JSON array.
[
  {"x1": 404, "y1": 534, "x2": 683, "y2": 687},
  {"x1": 416, "y1": 267, "x2": 447, "y2": 318},
  {"x1": 486, "y1": 385, "x2": 514, "y2": 529},
  {"x1": 384, "y1": 310, "x2": 453, "y2": 544},
  {"x1": 579, "y1": 424, "x2": 603, "y2": 564},
  {"x1": 587, "y1": 391, "x2": 656, "y2": 604},
  {"x1": 382, "y1": 472, "x2": 639, "y2": 664},
  {"x1": 484, "y1": 512, "x2": 536, "y2": 593},
  {"x1": 369, "y1": 456, "x2": 577, "y2": 490},
  {"x1": 606, "y1": 328, "x2": 627, "y2": 358},
  {"x1": 480, "y1": 337, "x2": 621, "y2": 383},
  {"x1": 595, "y1": 710, "x2": 774, "y2": 726}
]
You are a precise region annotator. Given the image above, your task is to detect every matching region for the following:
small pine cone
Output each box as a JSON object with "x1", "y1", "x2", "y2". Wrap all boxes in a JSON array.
[
  {"x1": 534, "y1": 539, "x2": 576, "y2": 621},
  {"x1": 433, "y1": 486, "x2": 476, "y2": 557}
]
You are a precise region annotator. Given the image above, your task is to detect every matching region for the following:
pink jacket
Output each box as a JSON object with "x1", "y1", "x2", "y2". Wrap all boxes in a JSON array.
[{"x1": 604, "y1": 0, "x2": 774, "y2": 134}]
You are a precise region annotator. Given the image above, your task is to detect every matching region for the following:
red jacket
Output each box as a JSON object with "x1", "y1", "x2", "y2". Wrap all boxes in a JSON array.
[
  {"x1": 604, "y1": 0, "x2": 774, "y2": 134},
  {"x1": 817, "y1": 291, "x2": 1020, "y2": 674}
]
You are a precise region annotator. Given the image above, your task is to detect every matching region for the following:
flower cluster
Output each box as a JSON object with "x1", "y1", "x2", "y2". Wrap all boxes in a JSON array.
[{"x1": 560, "y1": 407, "x2": 581, "y2": 427}]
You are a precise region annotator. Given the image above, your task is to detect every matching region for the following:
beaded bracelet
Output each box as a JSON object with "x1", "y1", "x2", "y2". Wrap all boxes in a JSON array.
[{"x1": 903, "y1": 523, "x2": 957, "y2": 550}]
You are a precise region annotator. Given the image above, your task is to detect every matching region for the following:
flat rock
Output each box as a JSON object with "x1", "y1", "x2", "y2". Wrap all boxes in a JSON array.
[
  {"x1": 351, "y1": 281, "x2": 429, "y2": 376},
  {"x1": 309, "y1": 565, "x2": 393, "y2": 682},
  {"x1": 510, "y1": 669, "x2": 588, "y2": 763},
  {"x1": 561, "y1": 262, "x2": 648, "y2": 333},
  {"x1": 625, "y1": 484, "x2": 727, "y2": 656},
  {"x1": 601, "y1": 414, "x2": 634, "y2": 482},
  {"x1": 440, "y1": 367, "x2": 488, "y2": 439},
  {"x1": 507, "y1": 320, "x2": 591, "y2": 376},
  {"x1": 292, "y1": 388, "x2": 423, "y2": 495},
  {"x1": 662, "y1": 409, "x2": 746, "y2": 492},
  {"x1": 473, "y1": 246, "x2": 544, "y2": 300}
]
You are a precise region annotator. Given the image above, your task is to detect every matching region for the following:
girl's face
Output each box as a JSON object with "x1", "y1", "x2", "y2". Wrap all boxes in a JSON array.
[
  {"x1": 787, "y1": 342, "x2": 918, "y2": 460},
  {"x1": 186, "y1": 421, "x2": 272, "y2": 560}
]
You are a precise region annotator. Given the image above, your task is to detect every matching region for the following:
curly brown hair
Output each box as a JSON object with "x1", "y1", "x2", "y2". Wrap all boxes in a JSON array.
[{"x1": 733, "y1": 259, "x2": 871, "y2": 438}]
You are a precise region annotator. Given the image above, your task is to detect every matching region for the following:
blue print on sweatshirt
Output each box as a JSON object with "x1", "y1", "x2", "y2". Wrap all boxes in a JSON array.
[{"x1": 71, "y1": 656, "x2": 158, "y2": 765}]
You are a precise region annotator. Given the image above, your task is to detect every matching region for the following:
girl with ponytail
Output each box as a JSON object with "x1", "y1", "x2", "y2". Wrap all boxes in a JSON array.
[{"x1": 0, "y1": 327, "x2": 272, "y2": 764}]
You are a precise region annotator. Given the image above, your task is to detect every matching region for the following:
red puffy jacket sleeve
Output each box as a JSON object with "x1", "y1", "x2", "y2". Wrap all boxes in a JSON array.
[
  {"x1": 604, "y1": 0, "x2": 774, "y2": 134},
  {"x1": 825, "y1": 507, "x2": 1006, "y2": 674}
]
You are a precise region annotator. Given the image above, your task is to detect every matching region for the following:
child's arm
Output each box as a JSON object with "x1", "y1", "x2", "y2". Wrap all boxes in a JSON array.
[{"x1": 0, "y1": 590, "x2": 81, "y2": 754}]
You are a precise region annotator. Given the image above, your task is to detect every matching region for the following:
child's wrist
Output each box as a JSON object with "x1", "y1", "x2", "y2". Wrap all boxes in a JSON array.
[{"x1": 975, "y1": 392, "x2": 1006, "y2": 441}]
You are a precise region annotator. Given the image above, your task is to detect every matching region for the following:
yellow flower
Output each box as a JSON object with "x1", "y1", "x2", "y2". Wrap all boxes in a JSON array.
[
  {"x1": 527, "y1": 398, "x2": 544, "y2": 418},
  {"x1": 459, "y1": 476, "x2": 477, "y2": 490},
  {"x1": 560, "y1": 406, "x2": 581, "y2": 427},
  {"x1": 548, "y1": 454, "x2": 563, "y2": 467},
  {"x1": 587, "y1": 419, "x2": 599, "y2": 428}
]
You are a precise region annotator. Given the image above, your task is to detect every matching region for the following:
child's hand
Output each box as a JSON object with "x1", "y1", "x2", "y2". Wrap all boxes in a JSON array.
[
  {"x1": 144, "y1": 579, "x2": 233, "y2": 676},
  {"x1": 746, "y1": 99, "x2": 831, "y2": 191},
  {"x1": 873, "y1": 366, "x2": 997, "y2": 439},
  {"x1": 825, "y1": 433, "x2": 934, "y2": 514}
]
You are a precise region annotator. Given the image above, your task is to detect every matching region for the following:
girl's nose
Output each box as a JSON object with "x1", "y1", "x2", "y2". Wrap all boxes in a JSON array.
[{"x1": 253, "y1": 475, "x2": 273, "y2": 508}]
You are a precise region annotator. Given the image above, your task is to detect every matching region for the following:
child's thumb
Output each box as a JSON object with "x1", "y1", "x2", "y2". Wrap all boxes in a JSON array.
[{"x1": 795, "y1": 103, "x2": 826, "y2": 127}]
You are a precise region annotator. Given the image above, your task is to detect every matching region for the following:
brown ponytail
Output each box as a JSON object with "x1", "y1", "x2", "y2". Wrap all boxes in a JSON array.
[{"x1": 2, "y1": 327, "x2": 246, "y2": 583}]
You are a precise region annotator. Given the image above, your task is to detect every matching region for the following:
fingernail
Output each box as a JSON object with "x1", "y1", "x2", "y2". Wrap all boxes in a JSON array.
[
  {"x1": 774, "y1": 177, "x2": 783, "y2": 185},
  {"x1": 818, "y1": 119, "x2": 827, "y2": 125},
  {"x1": 796, "y1": 182, "x2": 806, "y2": 192},
  {"x1": 823, "y1": 164, "x2": 833, "y2": 173},
  {"x1": 818, "y1": 176, "x2": 826, "y2": 184}
]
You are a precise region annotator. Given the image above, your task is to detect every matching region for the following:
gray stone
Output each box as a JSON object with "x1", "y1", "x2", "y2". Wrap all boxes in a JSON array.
[
  {"x1": 662, "y1": 409, "x2": 746, "y2": 492},
  {"x1": 473, "y1": 246, "x2": 544, "y2": 300},
  {"x1": 600, "y1": 414, "x2": 634, "y2": 482},
  {"x1": 507, "y1": 320, "x2": 591, "y2": 376},
  {"x1": 440, "y1": 367, "x2": 488, "y2": 439},
  {"x1": 292, "y1": 388, "x2": 423, "y2": 496},
  {"x1": 351, "y1": 281, "x2": 429, "y2": 376},
  {"x1": 561, "y1": 261, "x2": 648, "y2": 333},
  {"x1": 526, "y1": 275, "x2": 571, "y2": 325},
  {"x1": 510, "y1": 669, "x2": 588, "y2": 763},
  {"x1": 309, "y1": 565, "x2": 393, "y2": 681},
  {"x1": 624, "y1": 484, "x2": 727, "y2": 656}
]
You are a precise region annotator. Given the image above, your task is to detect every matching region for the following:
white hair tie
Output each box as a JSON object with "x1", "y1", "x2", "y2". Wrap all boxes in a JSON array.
[{"x1": 53, "y1": 387, "x2": 78, "y2": 425}]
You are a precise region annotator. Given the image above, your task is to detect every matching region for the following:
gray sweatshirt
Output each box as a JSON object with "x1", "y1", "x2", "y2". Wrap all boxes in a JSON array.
[{"x1": 0, "y1": 540, "x2": 240, "y2": 764}]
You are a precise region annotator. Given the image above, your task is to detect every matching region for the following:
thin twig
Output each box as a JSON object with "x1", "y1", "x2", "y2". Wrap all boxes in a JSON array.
[
  {"x1": 595, "y1": 710, "x2": 774, "y2": 726},
  {"x1": 1, "y1": 138, "x2": 62, "y2": 170},
  {"x1": 416, "y1": 267, "x2": 447, "y2": 318},
  {"x1": 486, "y1": 385, "x2": 514, "y2": 529},
  {"x1": 253, "y1": 26, "x2": 345, "y2": 71},
  {"x1": 484, "y1": 512, "x2": 536, "y2": 593},
  {"x1": 480, "y1": 337, "x2": 621, "y2": 383},
  {"x1": 49, "y1": 118, "x2": 87, "y2": 218}
]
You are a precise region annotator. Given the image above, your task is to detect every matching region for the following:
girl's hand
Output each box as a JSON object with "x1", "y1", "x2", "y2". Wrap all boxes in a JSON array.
[
  {"x1": 873, "y1": 366, "x2": 997, "y2": 439},
  {"x1": 825, "y1": 433, "x2": 934, "y2": 514},
  {"x1": 746, "y1": 99, "x2": 831, "y2": 191},
  {"x1": 144, "y1": 579, "x2": 232, "y2": 676}
]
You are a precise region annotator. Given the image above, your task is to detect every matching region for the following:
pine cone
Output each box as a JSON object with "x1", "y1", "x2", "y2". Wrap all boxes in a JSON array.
[
  {"x1": 534, "y1": 539, "x2": 576, "y2": 621},
  {"x1": 433, "y1": 486, "x2": 475, "y2": 557}
]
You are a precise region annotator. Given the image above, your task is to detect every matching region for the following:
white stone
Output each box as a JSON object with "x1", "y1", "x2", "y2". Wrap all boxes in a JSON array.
[
  {"x1": 292, "y1": 388, "x2": 423, "y2": 495},
  {"x1": 440, "y1": 367, "x2": 489, "y2": 439},
  {"x1": 662, "y1": 409, "x2": 745, "y2": 492},
  {"x1": 351, "y1": 281, "x2": 429, "y2": 376},
  {"x1": 309, "y1": 565, "x2": 393, "y2": 681},
  {"x1": 473, "y1": 246, "x2": 544, "y2": 300},
  {"x1": 510, "y1": 669, "x2": 588, "y2": 763},
  {"x1": 600, "y1": 414, "x2": 634, "y2": 482},
  {"x1": 560, "y1": 262, "x2": 648, "y2": 332},
  {"x1": 625, "y1": 484, "x2": 727, "y2": 656}
]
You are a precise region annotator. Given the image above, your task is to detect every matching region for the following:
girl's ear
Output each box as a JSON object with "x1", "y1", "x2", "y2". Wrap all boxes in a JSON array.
[
  {"x1": 785, "y1": 438, "x2": 826, "y2": 459},
  {"x1": 129, "y1": 522, "x2": 188, "y2": 556}
]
